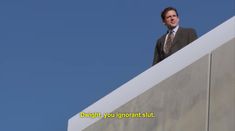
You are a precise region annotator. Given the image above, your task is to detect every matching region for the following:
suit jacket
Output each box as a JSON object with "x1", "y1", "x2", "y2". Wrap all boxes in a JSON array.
[{"x1": 152, "y1": 27, "x2": 197, "y2": 65}]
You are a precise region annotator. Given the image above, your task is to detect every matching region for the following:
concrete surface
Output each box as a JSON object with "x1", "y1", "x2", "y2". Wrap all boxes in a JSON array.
[
  {"x1": 209, "y1": 38, "x2": 235, "y2": 131},
  {"x1": 83, "y1": 55, "x2": 210, "y2": 131}
]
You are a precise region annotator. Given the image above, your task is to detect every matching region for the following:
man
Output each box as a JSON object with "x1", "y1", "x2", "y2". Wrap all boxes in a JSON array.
[{"x1": 152, "y1": 7, "x2": 197, "y2": 65}]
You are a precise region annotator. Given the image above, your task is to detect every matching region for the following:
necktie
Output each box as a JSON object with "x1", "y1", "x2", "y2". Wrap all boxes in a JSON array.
[{"x1": 164, "y1": 30, "x2": 174, "y2": 54}]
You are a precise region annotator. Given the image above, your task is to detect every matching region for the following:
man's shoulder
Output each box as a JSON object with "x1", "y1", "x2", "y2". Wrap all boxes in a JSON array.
[
  {"x1": 157, "y1": 33, "x2": 167, "y2": 41},
  {"x1": 179, "y1": 27, "x2": 196, "y2": 33}
]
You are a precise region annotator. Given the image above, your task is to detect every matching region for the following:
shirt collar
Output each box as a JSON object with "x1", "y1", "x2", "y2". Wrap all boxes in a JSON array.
[{"x1": 168, "y1": 25, "x2": 179, "y2": 35}]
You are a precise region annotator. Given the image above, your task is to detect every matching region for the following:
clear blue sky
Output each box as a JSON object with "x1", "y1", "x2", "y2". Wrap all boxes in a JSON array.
[{"x1": 0, "y1": 0, "x2": 234, "y2": 131}]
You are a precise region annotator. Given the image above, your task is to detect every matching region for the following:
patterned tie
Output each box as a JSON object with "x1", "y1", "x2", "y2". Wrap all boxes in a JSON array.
[{"x1": 164, "y1": 30, "x2": 174, "y2": 54}]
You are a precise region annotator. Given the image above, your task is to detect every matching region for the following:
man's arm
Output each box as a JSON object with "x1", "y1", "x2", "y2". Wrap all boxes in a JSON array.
[
  {"x1": 152, "y1": 40, "x2": 161, "y2": 66},
  {"x1": 188, "y1": 28, "x2": 198, "y2": 43}
]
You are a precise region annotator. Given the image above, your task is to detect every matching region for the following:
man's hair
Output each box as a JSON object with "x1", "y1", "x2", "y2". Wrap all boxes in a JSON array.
[{"x1": 161, "y1": 7, "x2": 178, "y2": 20}]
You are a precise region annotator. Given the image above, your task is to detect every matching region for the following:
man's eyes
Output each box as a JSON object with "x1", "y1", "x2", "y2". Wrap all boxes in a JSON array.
[{"x1": 167, "y1": 15, "x2": 176, "y2": 19}]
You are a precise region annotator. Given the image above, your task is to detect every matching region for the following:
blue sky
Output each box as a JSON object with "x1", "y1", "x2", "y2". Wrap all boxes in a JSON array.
[{"x1": 0, "y1": 0, "x2": 234, "y2": 131}]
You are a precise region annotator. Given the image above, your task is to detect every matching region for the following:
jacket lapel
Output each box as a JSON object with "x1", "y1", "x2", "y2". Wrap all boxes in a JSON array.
[
  {"x1": 160, "y1": 34, "x2": 167, "y2": 51},
  {"x1": 172, "y1": 27, "x2": 182, "y2": 45}
]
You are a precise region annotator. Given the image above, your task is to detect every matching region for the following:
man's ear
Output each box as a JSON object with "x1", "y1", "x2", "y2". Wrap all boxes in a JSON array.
[{"x1": 162, "y1": 20, "x2": 166, "y2": 25}]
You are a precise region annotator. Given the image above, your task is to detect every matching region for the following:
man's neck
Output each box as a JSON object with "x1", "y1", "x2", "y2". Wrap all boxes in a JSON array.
[
  {"x1": 168, "y1": 25, "x2": 179, "y2": 31},
  {"x1": 168, "y1": 25, "x2": 179, "y2": 34}
]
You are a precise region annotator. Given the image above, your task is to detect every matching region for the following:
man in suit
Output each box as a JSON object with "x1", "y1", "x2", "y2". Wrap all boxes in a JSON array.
[{"x1": 152, "y1": 7, "x2": 197, "y2": 65}]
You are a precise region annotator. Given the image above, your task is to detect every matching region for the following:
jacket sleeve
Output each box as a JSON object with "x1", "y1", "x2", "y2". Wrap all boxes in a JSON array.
[
  {"x1": 188, "y1": 28, "x2": 198, "y2": 43},
  {"x1": 152, "y1": 40, "x2": 161, "y2": 66}
]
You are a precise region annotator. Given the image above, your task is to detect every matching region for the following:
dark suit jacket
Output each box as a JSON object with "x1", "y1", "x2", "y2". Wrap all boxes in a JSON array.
[{"x1": 152, "y1": 27, "x2": 197, "y2": 65}]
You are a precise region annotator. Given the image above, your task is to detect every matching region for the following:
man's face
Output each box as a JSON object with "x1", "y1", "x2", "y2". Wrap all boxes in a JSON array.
[{"x1": 163, "y1": 10, "x2": 179, "y2": 29}]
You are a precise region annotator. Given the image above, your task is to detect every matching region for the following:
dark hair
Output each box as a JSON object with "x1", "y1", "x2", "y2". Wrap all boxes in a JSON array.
[{"x1": 161, "y1": 7, "x2": 178, "y2": 20}]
